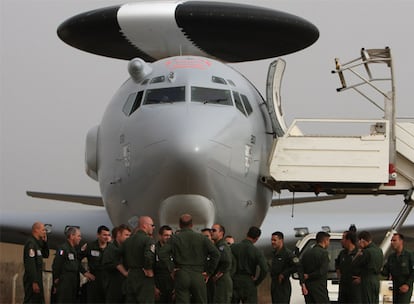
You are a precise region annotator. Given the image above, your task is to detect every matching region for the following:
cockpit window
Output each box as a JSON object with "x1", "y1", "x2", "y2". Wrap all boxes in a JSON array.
[
  {"x1": 143, "y1": 86, "x2": 186, "y2": 105},
  {"x1": 233, "y1": 91, "x2": 247, "y2": 116},
  {"x1": 150, "y1": 76, "x2": 165, "y2": 84},
  {"x1": 123, "y1": 91, "x2": 143, "y2": 116},
  {"x1": 212, "y1": 76, "x2": 227, "y2": 85},
  {"x1": 227, "y1": 79, "x2": 236, "y2": 86},
  {"x1": 241, "y1": 94, "x2": 253, "y2": 115},
  {"x1": 191, "y1": 87, "x2": 233, "y2": 106}
]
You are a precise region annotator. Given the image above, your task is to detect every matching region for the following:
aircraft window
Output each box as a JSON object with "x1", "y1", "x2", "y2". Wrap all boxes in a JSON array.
[
  {"x1": 150, "y1": 76, "x2": 165, "y2": 84},
  {"x1": 191, "y1": 87, "x2": 233, "y2": 106},
  {"x1": 241, "y1": 94, "x2": 253, "y2": 115},
  {"x1": 143, "y1": 86, "x2": 186, "y2": 104},
  {"x1": 227, "y1": 79, "x2": 236, "y2": 86},
  {"x1": 123, "y1": 91, "x2": 144, "y2": 116},
  {"x1": 233, "y1": 91, "x2": 247, "y2": 116},
  {"x1": 130, "y1": 91, "x2": 143, "y2": 115},
  {"x1": 141, "y1": 79, "x2": 149, "y2": 85},
  {"x1": 212, "y1": 76, "x2": 227, "y2": 85},
  {"x1": 122, "y1": 92, "x2": 137, "y2": 115}
]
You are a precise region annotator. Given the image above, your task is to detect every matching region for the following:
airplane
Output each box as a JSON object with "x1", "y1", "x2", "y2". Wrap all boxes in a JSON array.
[{"x1": 1, "y1": 0, "x2": 414, "y2": 252}]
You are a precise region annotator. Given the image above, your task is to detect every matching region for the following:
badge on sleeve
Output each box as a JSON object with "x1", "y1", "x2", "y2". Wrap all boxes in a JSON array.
[
  {"x1": 81, "y1": 243, "x2": 88, "y2": 251},
  {"x1": 59, "y1": 249, "x2": 64, "y2": 256},
  {"x1": 150, "y1": 244, "x2": 155, "y2": 253},
  {"x1": 29, "y1": 249, "x2": 35, "y2": 257},
  {"x1": 219, "y1": 245, "x2": 224, "y2": 251}
]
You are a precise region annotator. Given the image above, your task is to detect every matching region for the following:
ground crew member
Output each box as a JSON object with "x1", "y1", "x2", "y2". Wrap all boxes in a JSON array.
[
  {"x1": 300, "y1": 231, "x2": 330, "y2": 304},
  {"x1": 354, "y1": 230, "x2": 383, "y2": 304},
  {"x1": 154, "y1": 225, "x2": 174, "y2": 304},
  {"x1": 210, "y1": 223, "x2": 233, "y2": 304},
  {"x1": 52, "y1": 227, "x2": 94, "y2": 303},
  {"x1": 225, "y1": 235, "x2": 235, "y2": 246},
  {"x1": 171, "y1": 213, "x2": 220, "y2": 304},
  {"x1": 102, "y1": 224, "x2": 131, "y2": 303},
  {"x1": 382, "y1": 233, "x2": 414, "y2": 304},
  {"x1": 122, "y1": 215, "x2": 156, "y2": 303},
  {"x1": 270, "y1": 231, "x2": 299, "y2": 304},
  {"x1": 80, "y1": 225, "x2": 111, "y2": 303},
  {"x1": 231, "y1": 226, "x2": 268, "y2": 304},
  {"x1": 23, "y1": 222, "x2": 49, "y2": 304},
  {"x1": 335, "y1": 230, "x2": 361, "y2": 303}
]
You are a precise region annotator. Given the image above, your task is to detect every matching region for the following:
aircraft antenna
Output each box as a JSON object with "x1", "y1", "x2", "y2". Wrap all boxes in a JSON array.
[{"x1": 291, "y1": 192, "x2": 295, "y2": 217}]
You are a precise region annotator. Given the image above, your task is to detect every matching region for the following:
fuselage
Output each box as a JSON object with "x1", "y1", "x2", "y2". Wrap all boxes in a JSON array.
[{"x1": 87, "y1": 56, "x2": 275, "y2": 239}]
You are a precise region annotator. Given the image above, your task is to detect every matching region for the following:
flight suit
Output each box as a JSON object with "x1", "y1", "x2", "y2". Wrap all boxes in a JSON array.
[
  {"x1": 81, "y1": 239, "x2": 107, "y2": 303},
  {"x1": 335, "y1": 247, "x2": 361, "y2": 303},
  {"x1": 122, "y1": 229, "x2": 156, "y2": 304},
  {"x1": 300, "y1": 244, "x2": 330, "y2": 304},
  {"x1": 270, "y1": 246, "x2": 299, "y2": 304},
  {"x1": 231, "y1": 239, "x2": 268, "y2": 304},
  {"x1": 212, "y1": 238, "x2": 233, "y2": 304},
  {"x1": 382, "y1": 248, "x2": 414, "y2": 304},
  {"x1": 171, "y1": 228, "x2": 220, "y2": 304},
  {"x1": 356, "y1": 242, "x2": 383, "y2": 304},
  {"x1": 52, "y1": 241, "x2": 85, "y2": 303},
  {"x1": 23, "y1": 235, "x2": 49, "y2": 304},
  {"x1": 154, "y1": 241, "x2": 174, "y2": 304},
  {"x1": 102, "y1": 240, "x2": 127, "y2": 303}
]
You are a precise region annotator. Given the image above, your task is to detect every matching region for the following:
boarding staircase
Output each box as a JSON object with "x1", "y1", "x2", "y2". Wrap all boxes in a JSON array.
[{"x1": 264, "y1": 47, "x2": 414, "y2": 201}]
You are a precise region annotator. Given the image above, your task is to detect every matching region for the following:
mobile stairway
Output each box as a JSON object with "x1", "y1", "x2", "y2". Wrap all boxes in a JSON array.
[{"x1": 263, "y1": 48, "x2": 414, "y2": 243}]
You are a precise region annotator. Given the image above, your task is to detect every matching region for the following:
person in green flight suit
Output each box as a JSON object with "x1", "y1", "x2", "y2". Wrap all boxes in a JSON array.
[
  {"x1": 171, "y1": 213, "x2": 220, "y2": 304},
  {"x1": 80, "y1": 225, "x2": 111, "y2": 303},
  {"x1": 210, "y1": 223, "x2": 233, "y2": 304},
  {"x1": 122, "y1": 215, "x2": 156, "y2": 304},
  {"x1": 353, "y1": 230, "x2": 383, "y2": 304},
  {"x1": 300, "y1": 231, "x2": 330, "y2": 304},
  {"x1": 154, "y1": 225, "x2": 174, "y2": 304},
  {"x1": 23, "y1": 222, "x2": 50, "y2": 304},
  {"x1": 231, "y1": 226, "x2": 268, "y2": 304},
  {"x1": 335, "y1": 230, "x2": 361, "y2": 304},
  {"x1": 270, "y1": 231, "x2": 300, "y2": 304},
  {"x1": 382, "y1": 233, "x2": 414, "y2": 304},
  {"x1": 102, "y1": 224, "x2": 131, "y2": 303},
  {"x1": 52, "y1": 227, "x2": 95, "y2": 303}
]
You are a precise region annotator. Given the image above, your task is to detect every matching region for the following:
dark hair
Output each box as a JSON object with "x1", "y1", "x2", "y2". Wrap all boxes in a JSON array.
[
  {"x1": 201, "y1": 228, "x2": 211, "y2": 233},
  {"x1": 358, "y1": 230, "x2": 372, "y2": 242},
  {"x1": 272, "y1": 231, "x2": 284, "y2": 239},
  {"x1": 214, "y1": 224, "x2": 225, "y2": 235},
  {"x1": 393, "y1": 233, "x2": 405, "y2": 241},
  {"x1": 97, "y1": 225, "x2": 110, "y2": 234},
  {"x1": 247, "y1": 226, "x2": 261, "y2": 239},
  {"x1": 316, "y1": 231, "x2": 330, "y2": 243},
  {"x1": 179, "y1": 214, "x2": 192, "y2": 228},
  {"x1": 344, "y1": 230, "x2": 357, "y2": 245},
  {"x1": 159, "y1": 225, "x2": 173, "y2": 235}
]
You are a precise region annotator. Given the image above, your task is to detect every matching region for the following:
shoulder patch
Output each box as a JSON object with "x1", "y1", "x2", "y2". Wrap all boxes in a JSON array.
[
  {"x1": 81, "y1": 243, "x2": 88, "y2": 251},
  {"x1": 150, "y1": 244, "x2": 155, "y2": 254},
  {"x1": 218, "y1": 245, "x2": 224, "y2": 251},
  {"x1": 29, "y1": 248, "x2": 35, "y2": 258},
  {"x1": 59, "y1": 249, "x2": 65, "y2": 256}
]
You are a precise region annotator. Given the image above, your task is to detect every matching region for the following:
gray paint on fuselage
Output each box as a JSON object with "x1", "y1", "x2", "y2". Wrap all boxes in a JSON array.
[{"x1": 95, "y1": 56, "x2": 273, "y2": 238}]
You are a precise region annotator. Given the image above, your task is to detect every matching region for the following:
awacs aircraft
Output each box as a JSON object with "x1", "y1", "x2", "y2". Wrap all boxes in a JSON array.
[{"x1": 1, "y1": 1, "x2": 414, "y2": 249}]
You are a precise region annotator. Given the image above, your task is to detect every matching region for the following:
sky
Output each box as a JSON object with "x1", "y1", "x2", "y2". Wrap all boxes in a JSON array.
[{"x1": 1, "y1": 0, "x2": 414, "y2": 239}]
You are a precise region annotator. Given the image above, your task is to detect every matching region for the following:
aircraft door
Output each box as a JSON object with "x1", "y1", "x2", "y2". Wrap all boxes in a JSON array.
[{"x1": 266, "y1": 59, "x2": 288, "y2": 137}]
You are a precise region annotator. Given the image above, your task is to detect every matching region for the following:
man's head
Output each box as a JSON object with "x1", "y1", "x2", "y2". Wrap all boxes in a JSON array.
[
  {"x1": 116, "y1": 224, "x2": 131, "y2": 244},
  {"x1": 247, "y1": 226, "x2": 261, "y2": 243},
  {"x1": 201, "y1": 228, "x2": 212, "y2": 241},
  {"x1": 32, "y1": 222, "x2": 46, "y2": 241},
  {"x1": 390, "y1": 233, "x2": 404, "y2": 253},
  {"x1": 225, "y1": 235, "x2": 235, "y2": 246},
  {"x1": 158, "y1": 225, "x2": 173, "y2": 245},
  {"x1": 271, "y1": 231, "x2": 284, "y2": 250},
  {"x1": 97, "y1": 225, "x2": 111, "y2": 244},
  {"x1": 341, "y1": 230, "x2": 357, "y2": 250},
  {"x1": 138, "y1": 216, "x2": 155, "y2": 236},
  {"x1": 316, "y1": 231, "x2": 330, "y2": 248},
  {"x1": 65, "y1": 227, "x2": 82, "y2": 247},
  {"x1": 358, "y1": 230, "x2": 372, "y2": 249},
  {"x1": 211, "y1": 224, "x2": 225, "y2": 243},
  {"x1": 179, "y1": 214, "x2": 193, "y2": 229}
]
